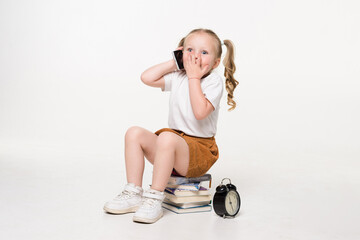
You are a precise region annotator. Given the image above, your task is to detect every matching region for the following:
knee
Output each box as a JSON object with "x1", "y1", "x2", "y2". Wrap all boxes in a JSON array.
[
  {"x1": 156, "y1": 132, "x2": 177, "y2": 150},
  {"x1": 125, "y1": 126, "x2": 144, "y2": 142}
]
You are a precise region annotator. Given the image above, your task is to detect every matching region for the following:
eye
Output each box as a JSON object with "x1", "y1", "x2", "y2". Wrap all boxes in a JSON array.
[
  {"x1": 202, "y1": 50, "x2": 208, "y2": 55},
  {"x1": 187, "y1": 48, "x2": 193, "y2": 52}
]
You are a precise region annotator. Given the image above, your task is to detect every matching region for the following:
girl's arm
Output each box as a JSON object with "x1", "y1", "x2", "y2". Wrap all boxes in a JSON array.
[
  {"x1": 188, "y1": 80, "x2": 215, "y2": 120},
  {"x1": 185, "y1": 54, "x2": 215, "y2": 120},
  {"x1": 141, "y1": 59, "x2": 177, "y2": 90}
]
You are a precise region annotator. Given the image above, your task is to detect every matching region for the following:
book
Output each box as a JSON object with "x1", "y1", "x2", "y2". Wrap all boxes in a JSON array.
[
  {"x1": 163, "y1": 198, "x2": 211, "y2": 208},
  {"x1": 163, "y1": 173, "x2": 213, "y2": 214},
  {"x1": 166, "y1": 182, "x2": 202, "y2": 191},
  {"x1": 165, "y1": 186, "x2": 210, "y2": 197},
  {"x1": 164, "y1": 191, "x2": 212, "y2": 204},
  {"x1": 168, "y1": 173, "x2": 212, "y2": 188},
  {"x1": 162, "y1": 202, "x2": 212, "y2": 214}
]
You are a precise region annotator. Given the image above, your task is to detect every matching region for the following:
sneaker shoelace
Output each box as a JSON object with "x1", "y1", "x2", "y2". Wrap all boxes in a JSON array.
[
  {"x1": 142, "y1": 197, "x2": 159, "y2": 209},
  {"x1": 115, "y1": 190, "x2": 137, "y2": 200}
]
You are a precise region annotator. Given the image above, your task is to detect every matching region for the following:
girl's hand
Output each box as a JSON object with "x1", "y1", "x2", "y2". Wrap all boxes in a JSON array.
[{"x1": 184, "y1": 53, "x2": 210, "y2": 80}]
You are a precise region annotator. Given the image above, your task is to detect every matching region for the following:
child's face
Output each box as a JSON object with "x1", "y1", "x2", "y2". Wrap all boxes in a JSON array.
[{"x1": 183, "y1": 32, "x2": 221, "y2": 73}]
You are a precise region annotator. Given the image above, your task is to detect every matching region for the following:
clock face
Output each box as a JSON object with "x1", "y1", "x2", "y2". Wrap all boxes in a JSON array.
[{"x1": 225, "y1": 190, "x2": 240, "y2": 216}]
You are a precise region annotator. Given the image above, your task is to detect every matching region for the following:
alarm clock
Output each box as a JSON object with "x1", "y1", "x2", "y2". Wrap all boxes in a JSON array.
[{"x1": 213, "y1": 178, "x2": 241, "y2": 218}]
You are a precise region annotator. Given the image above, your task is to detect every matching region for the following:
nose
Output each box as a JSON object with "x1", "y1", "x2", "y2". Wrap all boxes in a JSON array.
[{"x1": 194, "y1": 51, "x2": 200, "y2": 59}]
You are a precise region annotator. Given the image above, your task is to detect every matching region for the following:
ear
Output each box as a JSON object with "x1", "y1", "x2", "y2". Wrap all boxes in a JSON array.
[{"x1": 212, "y1": 58, "x2": 221, "y2": 69}]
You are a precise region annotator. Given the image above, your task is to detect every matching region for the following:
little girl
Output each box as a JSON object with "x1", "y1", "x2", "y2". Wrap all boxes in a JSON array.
[{"x1": 104, "y1": 28, "x2": 238, "y2": 224}]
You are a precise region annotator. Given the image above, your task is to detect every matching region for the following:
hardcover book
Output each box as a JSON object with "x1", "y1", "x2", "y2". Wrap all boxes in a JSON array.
[
  {"x1": 163, "y1": 199, "x2": 211, "y2": 208},
  {"x1": 164, "y1": 192, "x2": 212, "y2": 204},
  {"x1": 166, "y1": 182, "x2": 202, "y2": 191},
  {"x1": 162, "y1": 202, "x2": 212, "y2": 214},
  {"x1": 165, "y1": 186, "x2": 209, "y2": 196},
  {"x1": 168, "y1": 173, "x2": 212, "y2": 187}
]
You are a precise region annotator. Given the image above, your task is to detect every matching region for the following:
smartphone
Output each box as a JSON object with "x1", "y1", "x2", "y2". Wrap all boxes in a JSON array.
[{"x1": 172, "y1": 49, "x2": 184, "y2": 70}]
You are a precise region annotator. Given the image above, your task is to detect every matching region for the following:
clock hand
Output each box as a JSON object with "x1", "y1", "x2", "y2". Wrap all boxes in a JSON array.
[
  {"x1": 232, "y1": 195, "x2": 237, "y2": 205},
  {"x1": 229, "y1": 199, "x2": 234, "y2": 212}
]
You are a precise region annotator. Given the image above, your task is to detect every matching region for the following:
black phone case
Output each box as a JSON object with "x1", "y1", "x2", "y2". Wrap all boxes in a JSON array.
[{"x1": 173, "y1": 50, "x2": 184, "y2": 70}]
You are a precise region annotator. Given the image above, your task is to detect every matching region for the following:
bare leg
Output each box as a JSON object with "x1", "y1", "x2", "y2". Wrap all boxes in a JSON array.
[
  {"x1": 124, "y1": 126, "x2": 158, "y2": 187},
  {"x1": 151, "y1": 132, "x2": 190, "y2": 192},
  {"x1": 124, "y1": 127, "x2": 190, "y2": 191}
]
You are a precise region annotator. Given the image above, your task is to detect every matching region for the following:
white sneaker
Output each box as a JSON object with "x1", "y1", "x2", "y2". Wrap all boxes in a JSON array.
[
  {"x1": 133, "y1": 189, "x2": 165, "y2": 224},
  {"x1": 103, "y1": 183, "x2": 143, "y2": 214}
]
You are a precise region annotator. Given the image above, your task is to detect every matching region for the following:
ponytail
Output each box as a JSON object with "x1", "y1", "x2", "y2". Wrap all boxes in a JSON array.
[{"x1": 223, "y1": 39, "x2": 238, "y2": 111}]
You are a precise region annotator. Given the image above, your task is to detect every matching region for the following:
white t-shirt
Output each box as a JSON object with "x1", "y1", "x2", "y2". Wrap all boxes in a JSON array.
[{"x1": 162, "y1": 71, "x2": 224, "y2": 138}]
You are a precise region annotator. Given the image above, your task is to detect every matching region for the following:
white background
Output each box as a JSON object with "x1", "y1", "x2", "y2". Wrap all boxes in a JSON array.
[
  {"x1": 0, "y1": 0, "x2": 359, "y2": 159},
  {"x1": 1, "y1": 0, "x2": 359, "y2": 239}
]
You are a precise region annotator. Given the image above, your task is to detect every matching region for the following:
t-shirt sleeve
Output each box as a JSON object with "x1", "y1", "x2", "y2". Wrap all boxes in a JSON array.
[
  {"x1": 202, "y1": 74, "x2": 224, "y2": 110},
  {"x1": 162, "y1": 71, "x2": 176, "y2": 92}
]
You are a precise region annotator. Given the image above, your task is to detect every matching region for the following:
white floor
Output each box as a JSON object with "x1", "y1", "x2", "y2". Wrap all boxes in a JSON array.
[{"x1": 0, "y1": 147, "x2": 359, "y2": 240}]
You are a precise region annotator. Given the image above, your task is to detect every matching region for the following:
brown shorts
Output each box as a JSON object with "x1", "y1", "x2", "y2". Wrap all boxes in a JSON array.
[{"x1": 154, "y1": 128, "x2": 219, "y2": 178}]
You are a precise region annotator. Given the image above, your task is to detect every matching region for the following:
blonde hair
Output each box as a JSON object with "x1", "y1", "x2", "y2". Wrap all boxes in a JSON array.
[{"x1": 178, "y1": 28, "x2": 239, "y2": 111}]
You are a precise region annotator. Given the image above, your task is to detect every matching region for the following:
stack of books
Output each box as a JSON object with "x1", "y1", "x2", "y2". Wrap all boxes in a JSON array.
[{"x1": 162, "y1": 173, "x2": 213, "y2": 214}]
